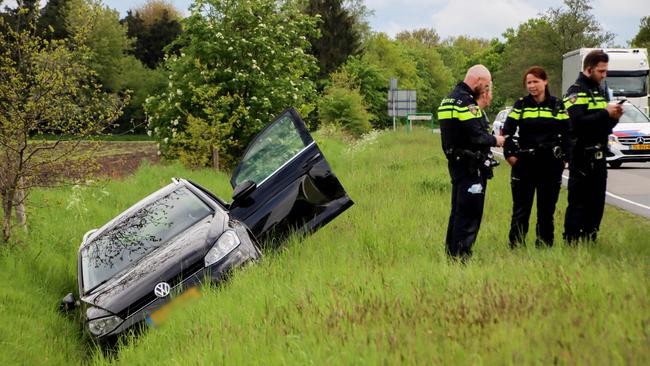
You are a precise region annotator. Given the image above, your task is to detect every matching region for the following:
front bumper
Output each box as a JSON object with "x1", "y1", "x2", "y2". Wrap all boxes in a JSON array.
[
  {"x1": 86, "y1": 233, "x2": 260, "y2": 340},
  {"x1": 607, "y1": 143, "x2": 650, "y2": 163}
]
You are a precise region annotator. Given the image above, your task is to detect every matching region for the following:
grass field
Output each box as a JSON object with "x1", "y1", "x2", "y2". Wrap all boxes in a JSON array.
[{"x1": 1, "y1": 128, "x2": 648, "y2": 365}]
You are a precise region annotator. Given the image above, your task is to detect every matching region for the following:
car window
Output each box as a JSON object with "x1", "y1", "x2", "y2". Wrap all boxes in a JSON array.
[
  {"x1": 233, "y1": 114, "x2": 307, "y2": 186},
  {"x1": 619, "y1": 105, "x2": 650, "y2": 124},
  {"x1": 80, "y1": 187, "x2": 213, "y2": 293}
]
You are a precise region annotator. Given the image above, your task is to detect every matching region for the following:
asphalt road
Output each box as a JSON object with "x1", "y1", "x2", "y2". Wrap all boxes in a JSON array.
[
  {"x1": 566, "y1": 162, "x2": 650, "y2": 219},
  {"x1": 491, "y1": 148, "x2": 650, "y2": 219}
]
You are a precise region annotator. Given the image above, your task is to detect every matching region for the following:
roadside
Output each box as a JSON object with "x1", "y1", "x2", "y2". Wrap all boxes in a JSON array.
[{"x1": 491, "y1": 147, "x2": 650, "y2": 219}]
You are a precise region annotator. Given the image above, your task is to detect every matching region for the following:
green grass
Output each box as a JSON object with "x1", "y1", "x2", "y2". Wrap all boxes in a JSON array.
[{"x1": 1, "y1": 128, "x2": 649, "y2": 365}]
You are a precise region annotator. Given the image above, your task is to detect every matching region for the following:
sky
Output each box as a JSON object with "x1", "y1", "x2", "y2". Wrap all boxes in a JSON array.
[{"x1": 5, "y1": 0, "x2": 649, "y2": 45}]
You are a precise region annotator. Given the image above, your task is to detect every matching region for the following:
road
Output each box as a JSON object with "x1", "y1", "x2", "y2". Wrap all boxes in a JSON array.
[
  {"x1": 492, "y1": 148, "x2": 650, "y2": 219},
  {"x1": 568, "y1": 162, "x2": 650, "y2": 219}
]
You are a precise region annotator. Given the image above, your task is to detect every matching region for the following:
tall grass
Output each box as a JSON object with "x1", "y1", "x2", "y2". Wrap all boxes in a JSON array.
[{"x1": 1, "y1": 128, "x2": 648, "y2": 365}]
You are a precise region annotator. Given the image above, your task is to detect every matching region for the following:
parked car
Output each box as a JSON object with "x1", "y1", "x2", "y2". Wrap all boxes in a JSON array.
[
  {"x1": 607, "y1": 103, "x2": 650, "y2": 168},
  {"x1": 60, "y1": 107, "x2": 354, "y2": 341},
  {"x1": 491, "y1": 107, "x2": 512, "y2": 136}
]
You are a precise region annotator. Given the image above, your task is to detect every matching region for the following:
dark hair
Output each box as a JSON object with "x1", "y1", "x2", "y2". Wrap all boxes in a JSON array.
[
  {"x1": 583, "y1": 50, "x2": 609, "y2": 70},
  {"x1": 523, "y1": 66, "x2": 550, "y2": 96}
]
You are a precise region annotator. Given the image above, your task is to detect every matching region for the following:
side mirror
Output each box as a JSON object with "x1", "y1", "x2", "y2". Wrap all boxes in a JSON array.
[
  {"x1": 232, "y1": 180, "x2": 256, "y2": 202},
  {"x1": 59, "y1": 292, "x2": 78, "y2": 313}
]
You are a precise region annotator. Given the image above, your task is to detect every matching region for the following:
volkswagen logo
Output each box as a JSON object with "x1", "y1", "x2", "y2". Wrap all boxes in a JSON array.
[
  {"x1": 154, "y1": 282, "x2": 171, "y2": 298},
  {"x1": 636, "y1": 136, "x2": 645, "y2": 144}
]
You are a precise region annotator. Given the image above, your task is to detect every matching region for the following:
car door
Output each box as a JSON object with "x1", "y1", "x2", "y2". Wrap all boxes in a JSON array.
[{"x1": 228, "y1": 107, "x2": 353, "y2": 243}]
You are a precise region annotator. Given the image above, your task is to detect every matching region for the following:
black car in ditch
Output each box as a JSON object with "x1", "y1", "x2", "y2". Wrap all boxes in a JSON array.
[{"x1": 60, "y1": 108, "x2": 353, "y2": 340}]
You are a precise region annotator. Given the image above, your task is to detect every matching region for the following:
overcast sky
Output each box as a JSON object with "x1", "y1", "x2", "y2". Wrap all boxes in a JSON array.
[{"x1": 6, "y1": 0, "x2": 649, "y2": 45}]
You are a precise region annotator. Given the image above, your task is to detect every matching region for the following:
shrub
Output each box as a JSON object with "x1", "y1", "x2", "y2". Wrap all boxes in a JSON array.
[{"x1": 318, "y1": 86, "x2": 373, "y2": 137}]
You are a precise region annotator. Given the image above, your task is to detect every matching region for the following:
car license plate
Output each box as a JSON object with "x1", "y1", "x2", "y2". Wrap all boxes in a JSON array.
[
  {"x1": 146, "y1": 287, "x2": 201, "y2": 327},
  {"x1": 631, "y1": 144, "x2": 650, "y2": 150}
]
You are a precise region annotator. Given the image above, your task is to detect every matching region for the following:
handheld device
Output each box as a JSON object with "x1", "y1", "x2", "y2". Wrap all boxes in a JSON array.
[{"x1": 617, "y1": 99, "x2": 627, "y2": 105}]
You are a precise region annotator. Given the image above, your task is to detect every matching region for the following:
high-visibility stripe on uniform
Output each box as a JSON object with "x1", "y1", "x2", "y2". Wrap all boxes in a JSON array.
[
  {"x1": 564, "y1": 92, "x2": 607, "y2": 110},
  {"x1": 509, "y1": 107, "x2": 568, "y2": 121},
  {"x1": 437, "y1": 104, "x2": 483, "y2": 121}
]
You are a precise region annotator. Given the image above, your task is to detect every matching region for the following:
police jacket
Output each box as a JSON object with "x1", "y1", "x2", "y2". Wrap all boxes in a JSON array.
[
  {"x1": 503, "y1": 94, "x2": 570, "y2": 159},
  {"x1": 563, "y1": 72, "x2": 618, "y2": 148},
  {"x1": 438, "y1": 81, "x2": 496, "y2": 160}
]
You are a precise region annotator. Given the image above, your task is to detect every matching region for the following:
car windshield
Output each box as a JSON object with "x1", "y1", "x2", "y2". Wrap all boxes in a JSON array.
[
  {"x1": 619, "y1": 104, "x2": 650, "y2": 124},
  {"x1": 81, "y1": 187, "x2": 212, "y2": 293}
]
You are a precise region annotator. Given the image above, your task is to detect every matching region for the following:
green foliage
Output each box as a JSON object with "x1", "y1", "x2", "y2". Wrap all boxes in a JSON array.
[
  {"x1": 631, "y1": 16, "x2": 650, "y2": 49},
  {"x1": 395, "y1": 28, "x2": 440, "y2": 48},
  {"x1": 305, "y1": 0, "x2": 361, "y2": 79},
  {"x1": 363, "y1": 33, "x2": 419, "y2": 89},
  {"x1": 318, "y1": 85, "x2": 372, "y2": 136},
  {"x1": 121, "y1": 5, "x2": 183, "y2": 69},
  {"x1": 332, "y1": 57, "x2": 386, "y2": 128},
  {"x1": 494, "y1": 0, "x2": 615, "y2": 102},
  {"x1": 37, "y1": 0, "x2": 70, "y2": 40},
  {"x1": 65, "y1": 0, "x2": 133, "y2": 92},
  {"x1": 145, "y1": 0, "x2": 319, "y2": 169},
  {"x1": 117, "y1": 57, "x2": 168, "y2": 132},
  {"x1": 437, "y1": 36, "x2": 492, "y2": 81},
  {"x1": 400, "y1": 39, "x2": 454, "y2": 115},
  {"x1": 0, "y1": 12, "x2": 124, "y2": 241}
]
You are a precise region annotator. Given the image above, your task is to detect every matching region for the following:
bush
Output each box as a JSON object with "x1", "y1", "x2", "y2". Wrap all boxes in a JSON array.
[{"x1": 318, "y1": 86, "x2": 373, "y2": 137}]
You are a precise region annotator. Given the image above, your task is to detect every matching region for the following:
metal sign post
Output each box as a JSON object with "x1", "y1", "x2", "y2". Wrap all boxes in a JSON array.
[{"x1": 406, "y1": 113, "x2": 433, "y2": 133}]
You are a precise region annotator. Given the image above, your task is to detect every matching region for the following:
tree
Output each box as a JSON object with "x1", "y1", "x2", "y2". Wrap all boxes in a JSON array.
[
  {"x1": 0, "y1": 11, "x2": 124, "y2": 242},
  {"x1": 37, "y1": 0, "x2": 70, "y2": 40},
  {"x1": 145, "y1": 0, "x2": 319, "y2": 170},
  {"x1": 494, "y1": 0, "x2": 615, "y2": 103},
  {"x1": 305, "y1": 0, "x2": 361, "y2": 79},
  {"x1": 66, "y1": 0, "x2": 133, "y2": 92},
  {"x1": 631, "y1": 16, "x2": 650, "y2": 49},
  {"x1": 130, "y1": 0, "x2": 182, "y2": 27},
  {"x1": 399, "y1": 39, "x2": 454, "y2": 115},
  {"x1": 121, "y1": 1, "x2": 183, "y2": 69},
  {"x1": 396, "y1": 28, "x2": 440, "y2": 48},
  {"x1": 437, "y1": 36, "x2": 492, "y2": 81}
]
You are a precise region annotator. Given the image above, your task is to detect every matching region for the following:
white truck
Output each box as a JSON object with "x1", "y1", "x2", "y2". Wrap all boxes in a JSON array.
[{"x1": 562, "y1": 48, "x2": 649, "y2": 115}]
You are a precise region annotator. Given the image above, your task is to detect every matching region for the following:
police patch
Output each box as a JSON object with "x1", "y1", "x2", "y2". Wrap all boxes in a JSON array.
[
  {"x1": 468, "y1": 104, "x2": 478, "y2": 116},
  {"x1": 567, "y1": 93, "x2": 578, "y2": 104}
]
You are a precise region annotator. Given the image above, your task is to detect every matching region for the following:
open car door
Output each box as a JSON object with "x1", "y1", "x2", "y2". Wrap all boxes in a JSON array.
[{"x1": 229, "y1": 107, "x2": 353, "y2": 243}]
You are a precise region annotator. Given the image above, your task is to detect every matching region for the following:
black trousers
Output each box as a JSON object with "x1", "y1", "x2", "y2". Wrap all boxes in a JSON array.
[
  {"x1": 446, "y1": 163, "x2": 488, "y2": 259},
  {"x1": 563, "y1": 157, "x2": 607, "y2": 243},
  {"x1": 508, "y1": 154, "x2": 564, "y2": 247}
]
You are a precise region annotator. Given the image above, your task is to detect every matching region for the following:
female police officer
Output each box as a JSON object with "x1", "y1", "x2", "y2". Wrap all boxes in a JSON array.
[{"x1": 502, "y1": 66, "x2": 570, "y2": 247}]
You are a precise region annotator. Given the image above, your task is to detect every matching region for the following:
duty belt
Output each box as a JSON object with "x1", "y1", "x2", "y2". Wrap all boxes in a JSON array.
[{"x1": 584, "y1": 144, "x2": 605, "y2": 160}]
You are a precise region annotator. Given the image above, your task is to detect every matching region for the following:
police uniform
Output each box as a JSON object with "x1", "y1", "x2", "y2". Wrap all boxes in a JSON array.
[
  {"x1": 438, "y1": 81, "x2": 497, "y2": 259},
  {"x1": 563, "y1": 73, "x2": 618, "y2": 243},
  {"x1": 503, "y1": 94, "x2": 569, "y2": 247}
]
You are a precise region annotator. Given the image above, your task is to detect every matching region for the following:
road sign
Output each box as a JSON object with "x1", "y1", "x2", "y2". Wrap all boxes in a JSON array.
[{"x1": 387, "y1": 89, "x2": 417, "y2": 117}]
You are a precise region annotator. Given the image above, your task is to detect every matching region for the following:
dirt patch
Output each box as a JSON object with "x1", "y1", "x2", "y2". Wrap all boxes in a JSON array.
[
  {"x1": 32, "y1": 141, "x2": 160, "y2": 184},
  {"x1": 95, "y1": 151, "x2": 160, "y2": 179}
]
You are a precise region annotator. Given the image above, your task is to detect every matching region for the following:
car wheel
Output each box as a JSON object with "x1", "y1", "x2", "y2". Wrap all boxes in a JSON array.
[{"x1": 608, "y1": 161, "x2": 622, "y2": 168}]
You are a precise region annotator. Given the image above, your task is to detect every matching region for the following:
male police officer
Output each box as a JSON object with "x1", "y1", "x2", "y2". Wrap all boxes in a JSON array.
[
  {"x1": 438, "y1": 65, "x2": 505, "y2": 260},
  {"x1": 563, "y1": 50, "x2": 623, "y2": 243}
]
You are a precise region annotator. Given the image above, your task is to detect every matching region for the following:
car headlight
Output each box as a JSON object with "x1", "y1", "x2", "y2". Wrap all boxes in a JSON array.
[
  {"x1": 608, "y1": 134, "x2": 619, "y2": 144},
  {"x1": 204, "y1": 230, "x2": 240, "y2": 267},
  {"x1": 88, "y1": 315, "x2": 123, "y2": 337}
]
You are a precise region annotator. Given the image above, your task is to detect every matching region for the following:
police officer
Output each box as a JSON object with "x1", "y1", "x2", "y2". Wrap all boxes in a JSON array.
[
  {"x1": 503, "y1": 66, "x2": 570, "y2": 248},
  {"x1": 438, "y1": 65, "x2": 505, "y2": 260},
  {"x1": 563, "y1": 50, "x2": 623, "y2": 243}
]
